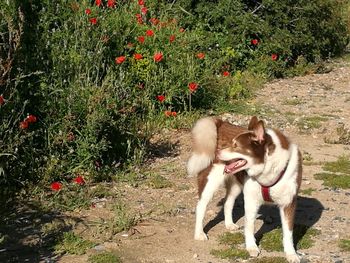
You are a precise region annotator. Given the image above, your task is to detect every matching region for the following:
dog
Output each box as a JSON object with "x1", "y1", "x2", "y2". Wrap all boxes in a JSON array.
[{"x1": 187, "y1": 116, "x2": 302, "y2": 263}]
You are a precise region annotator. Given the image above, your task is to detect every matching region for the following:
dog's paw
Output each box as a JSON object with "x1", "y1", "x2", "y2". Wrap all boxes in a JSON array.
[
  {"x1": 225, "y1": 222, "x2": 239, "y2": 231},
  {"x1": 247, "y1": 246, "x2": 260, "y2": 257},
  {"x1": 286, "y1": 253, "x2": 301, "y2": 263},
  {"x1": 194, "y1": 232, "x2": 208, "y2": 241}
]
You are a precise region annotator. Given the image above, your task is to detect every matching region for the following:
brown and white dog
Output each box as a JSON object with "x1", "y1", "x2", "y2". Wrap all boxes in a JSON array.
[{"x1": 187, "y1": 116, "x2": 302, "y2": 263}]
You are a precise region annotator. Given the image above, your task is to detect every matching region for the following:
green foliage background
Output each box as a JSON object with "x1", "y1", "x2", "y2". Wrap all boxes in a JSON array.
[{"x1": 0, "y1": 0, "x2": 349, "y2": 195}]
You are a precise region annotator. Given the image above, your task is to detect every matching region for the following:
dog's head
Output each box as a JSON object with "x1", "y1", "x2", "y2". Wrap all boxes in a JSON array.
[{"x1": 218, "y1": 116, "x2": 274, "y2": 177}]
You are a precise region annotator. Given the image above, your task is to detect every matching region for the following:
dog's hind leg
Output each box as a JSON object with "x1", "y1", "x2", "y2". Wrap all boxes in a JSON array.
[
  {"x1": 194, "y1": 165, "x2": 225, "y2": 241},
  {"x1": 224, "y1": 177, "x2": 242, "y2": 231}
]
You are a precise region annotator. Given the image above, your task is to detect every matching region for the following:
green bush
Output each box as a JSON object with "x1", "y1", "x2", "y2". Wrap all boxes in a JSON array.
[{"x1": 0, "y1": 0, "x2": 349, "y2": 196}]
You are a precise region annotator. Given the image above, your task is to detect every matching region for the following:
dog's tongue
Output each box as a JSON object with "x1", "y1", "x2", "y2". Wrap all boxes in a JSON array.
[{"x1": 224, "y1": 159, "x2": 247, "y2": 174}]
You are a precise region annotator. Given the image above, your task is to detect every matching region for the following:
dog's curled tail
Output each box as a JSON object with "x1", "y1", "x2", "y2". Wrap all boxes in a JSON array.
[{"x1": 187, "y1": 117, "x2": 218, "y2": 177}]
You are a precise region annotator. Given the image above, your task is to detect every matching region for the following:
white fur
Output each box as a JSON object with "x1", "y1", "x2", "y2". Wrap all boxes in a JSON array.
[{"x1": 187, "y1": 117, "x2": 217, "y2": 177}]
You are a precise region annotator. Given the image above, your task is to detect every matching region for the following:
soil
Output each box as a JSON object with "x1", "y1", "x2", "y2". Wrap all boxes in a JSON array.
[{"x1": 2, "y1": 59, "x2": 350, "y2": 263}]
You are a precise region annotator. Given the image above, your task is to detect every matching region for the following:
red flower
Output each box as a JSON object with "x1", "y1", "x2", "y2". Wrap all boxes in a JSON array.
[
  {"x1": 188, "y1": 82, "x2": 199, "y2": 93},
  {"x1": 156, "y1": 95, "x2": 166, "y2": 102},
  {"x1": 115, "y1": 56, "x2": 126, "y2": 64},
  {"x1": 138, "y1": 0, "x2": 145, "y2": 6},
  {"x1": 95, "y1": 0, "x2": 102, "y2": 7},
  {"x1": 171, "y1": 111, "x2": 177, "y2": 117},
  {"x1": 271, "y1": 53, "x2": 279, "y2": 61},
  {"x1": 146, "y1": 29, "x2": 154, "y2": 37},
  {"x1": 149, "y1": 18, "x2": 160, "y2": 25},
  {"x1": 196, "y1": 52, "x2": 205, "y2": 59},
  {"x1": 85, "y1": 8, "x2": 91, "y2": 15},
  {"x1": 73, "y1": 175, "x2": 85, "y2": 185},
  {"x1": 164, "y1": 111, "x2": 172, "y2": 117},
  {"x1": 222, "y1": 71, "x2": 230, "y2": 77},
  {"x1": 169, "y1": 34, "x2": 176, "y2": 43},
  {"x1": 251, "y1": 39, "x2": 259, "y2": 46},
  {"x1": 26, "y1": 114, "x2": 37, "y2": 123},
  {"x1": 179, "y1": 28, "x2": 185, "y2": 33},
  {"x1": 141, "y1": 7, "x2": 148, "y2": 14},
  {"x1": 127, "y1": 42, "x2": 134, "y2": 48},
  {"x1": 20, "y1": 120, "x2": 29, "y2": 129},
  {"x1": 153, "y1": 52, "x2": 163, "y2": 62},
  {"x1": 135, "y1": 13, "x2": 143, "y2": 25},
  {"x1": 134, "y1": 53, "x2": 143, "y2": 60},
  {"x1": 138, "y1": 36, "x2": 145, "y2": 44},
  {"x1": 0, "y1": 95, "x2": 4, "y2": 105},
  {"x1": 51, "y1": 182, "x2": 62, "y2": 191},
  {"x1": 89, "y1": 18, "x2": 97, "y2": 25},
  {"x1": 107, "y1": 0, "x2": 116, "y2": 8}
]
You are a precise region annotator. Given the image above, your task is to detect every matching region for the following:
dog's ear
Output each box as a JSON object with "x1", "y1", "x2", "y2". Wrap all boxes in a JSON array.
[
  {"x1": 248, "y1": 116, "x2": 259, "y2": 130},
  {"x1": 253, "y1": 120, "x2": 265, "y2": 143}
]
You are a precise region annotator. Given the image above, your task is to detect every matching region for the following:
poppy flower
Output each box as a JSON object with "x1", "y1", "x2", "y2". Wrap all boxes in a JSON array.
[
  {"x1": 251, "y1": 39, "x2": 259, "y2": 46},
  {"x1": 89, "y1": 18, "x2": 97, "y2": 25},
  {"x1": 271, "y1": 53, "x2": 279, "y2": 61},
  {"x1": 141, "y1": 7, "x2": 148, "y2": 14},
  {"x1": 138, "y1": 36, "x2": 145, "y2": 44},
  {"x1": 26, "y1": 114, "x2": 37, "y2": 123},
  {"x1": 153, "y1": 52, "x2": 163, "y2": 62},
  {"x1": 73, "y1": 175, "x2": 85, "y2": 185},
  {"x1": 196, "y1": 52, "x2": 205, "y2": 59},
  {"x1": 149, "y1": 18, "x2": 160, "y2": 25},
  {"x1": 115, "y1": 56, "x2": 126, "y2": 64},
  {"x1": 156, "y1": 95, "x2": 165, "y2": 102},
  {"x1": 0, "y1": 95, "x2": 4, "y2": 105},
  {"x1": 107, "y1": 0, "x2": 116, "y2": 8},
  {"x1": 179, "y1": 28, "x2": 185, "y2": 33},
  {"x1": 135, "y1": 13, "x2": 143, "y2": 24},
  {"x1": 134, "y1": 53, "x2": 143, "y2": 60},
  {"x1": 95, "y1": 0, "x2": 102, "y2": 7},
  {"x1": 169, "y1": 35, "x2": 176, "y2": 43},
  {"x1": 222, "y1": 71, "x2": 230, "y2": 77},
  {"x1": 20, "y1": 120, "x2": 29, "y2": 129},
  {"x1": 138, "y1": 0, "x2": 145, "y2": 6},
  {"x1": 188, "y1": 82, "x2": 199, "y2": 93},
  {"x1": 171, "y1": 111, "x2": 177, "y2": 117},
  {"x1": 85, "y1": 8, "x2": 91, "y2": 15},
  {"x1": 51, "y1": 182, "x2": 62, "y2": 191},
  {"x1": 146, "y1": 29, "x2": 154, "y2": 37},
  {"x1": 164, "y1": 111, "x2": 172, "y2": 117}
]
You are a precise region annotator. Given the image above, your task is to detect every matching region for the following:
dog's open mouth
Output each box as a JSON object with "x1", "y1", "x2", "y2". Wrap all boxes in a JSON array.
[{"x1": 224, "y1": 159, "x2": 247, "y2": 174}]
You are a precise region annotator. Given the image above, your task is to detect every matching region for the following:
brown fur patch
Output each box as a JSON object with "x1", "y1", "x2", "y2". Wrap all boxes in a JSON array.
[
  {"x1": 216, "y1": 122, "x2": 246, "y2": 150},
  {"x1": 284, "y1": 197, "x2": 297, "y2": 230},
  {"x1": 273, "y1": 129, "x2": 290, "y2": 150},
  {"x1": 197, "y1": 165, "x2": 211, "y2": 198}
]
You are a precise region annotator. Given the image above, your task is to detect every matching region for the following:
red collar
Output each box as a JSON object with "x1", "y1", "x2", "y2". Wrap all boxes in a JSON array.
[{"x1": 260, "y1": 164, "x2": 288, "y2": 202}]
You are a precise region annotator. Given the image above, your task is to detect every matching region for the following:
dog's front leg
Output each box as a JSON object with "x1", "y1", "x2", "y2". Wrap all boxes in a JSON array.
[
  {"x1": 244, "y1": 197, "x2": 261, "y2": 257},
  {"x1": 280, "y1": 199, "x2": 300, "y2": 263}
]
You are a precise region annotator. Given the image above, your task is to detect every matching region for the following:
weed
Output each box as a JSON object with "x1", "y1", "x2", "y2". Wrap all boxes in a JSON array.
[
  {"x1": 110, "y1": 203, "x2": 138, "y2": 234},
  {"x1": 89, "y1": 184, "x2": 114, "y2": 198},
  {"x1": 249, "y1": 257, "x2": 288, "y2": 263},
  {"x1": 314, "y1": 172, "x2": 350, "y2": 189},
  {"x1": 300, "y1": 188, "x2": 316, "y2": 196},
  {"x1": 324, "y1": 155, "x2": 350, "y2": 174},
  {"x1": 88, "y1": 252, "x2": 121, "y2": 263},
  {"x1": 54, "y1": 232, "x2": 95, "y2": 255},
  {"x1": 282, "y1": 98, "x2": 303, "y2": 106},
  {"x1": 260, "y1": 225, "x2": 320, "y2": 251},
  {"x1": 339, "y1": 239, "x2": 350, "y2": 252},
  {"x1": 146, "y1": 173, "x2": 173, "y2": 189},
  {"x1": 218, "y1": 232, "x2": 245, "y2": 245},
  {"x1": 297, "y1": 116, "x2": 328, "y2": 131},
  {"x1": 302, "y1": 152, "x2": 313, "y2": 162},
  {"x1": 211, "y1": 247, "x2": 249, "y2": 260}
]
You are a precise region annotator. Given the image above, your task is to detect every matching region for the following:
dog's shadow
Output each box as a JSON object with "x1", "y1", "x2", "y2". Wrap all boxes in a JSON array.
[{"x1": 204, "y1": 194, "x2": 324, "y2": 246}]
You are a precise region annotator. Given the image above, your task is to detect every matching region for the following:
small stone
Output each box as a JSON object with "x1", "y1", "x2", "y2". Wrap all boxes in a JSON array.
[
  {"x1": 193, "y1": 253, "x2": 198, "y2": 259},
  {"x1": 93, "y1": 245, "x2": 106, "y2": 251}
]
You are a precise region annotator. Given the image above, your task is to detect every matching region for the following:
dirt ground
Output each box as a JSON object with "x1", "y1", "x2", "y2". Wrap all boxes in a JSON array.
[
  {"x1": 63, "y1": 59, "x2": 350, "y2": 263},
  {"x1": 3, "y1": 59, "x2": 350, "y2": 263}
]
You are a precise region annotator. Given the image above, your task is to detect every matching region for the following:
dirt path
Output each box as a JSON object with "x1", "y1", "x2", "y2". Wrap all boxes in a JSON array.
[{"x1": 59, "y1": 60, "x2": 350, "y2": 263}]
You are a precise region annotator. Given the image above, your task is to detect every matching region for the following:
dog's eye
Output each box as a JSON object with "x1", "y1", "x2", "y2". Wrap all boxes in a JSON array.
[{"x1": 252, "y1": 140, "x2": 260, "y2": 146}]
